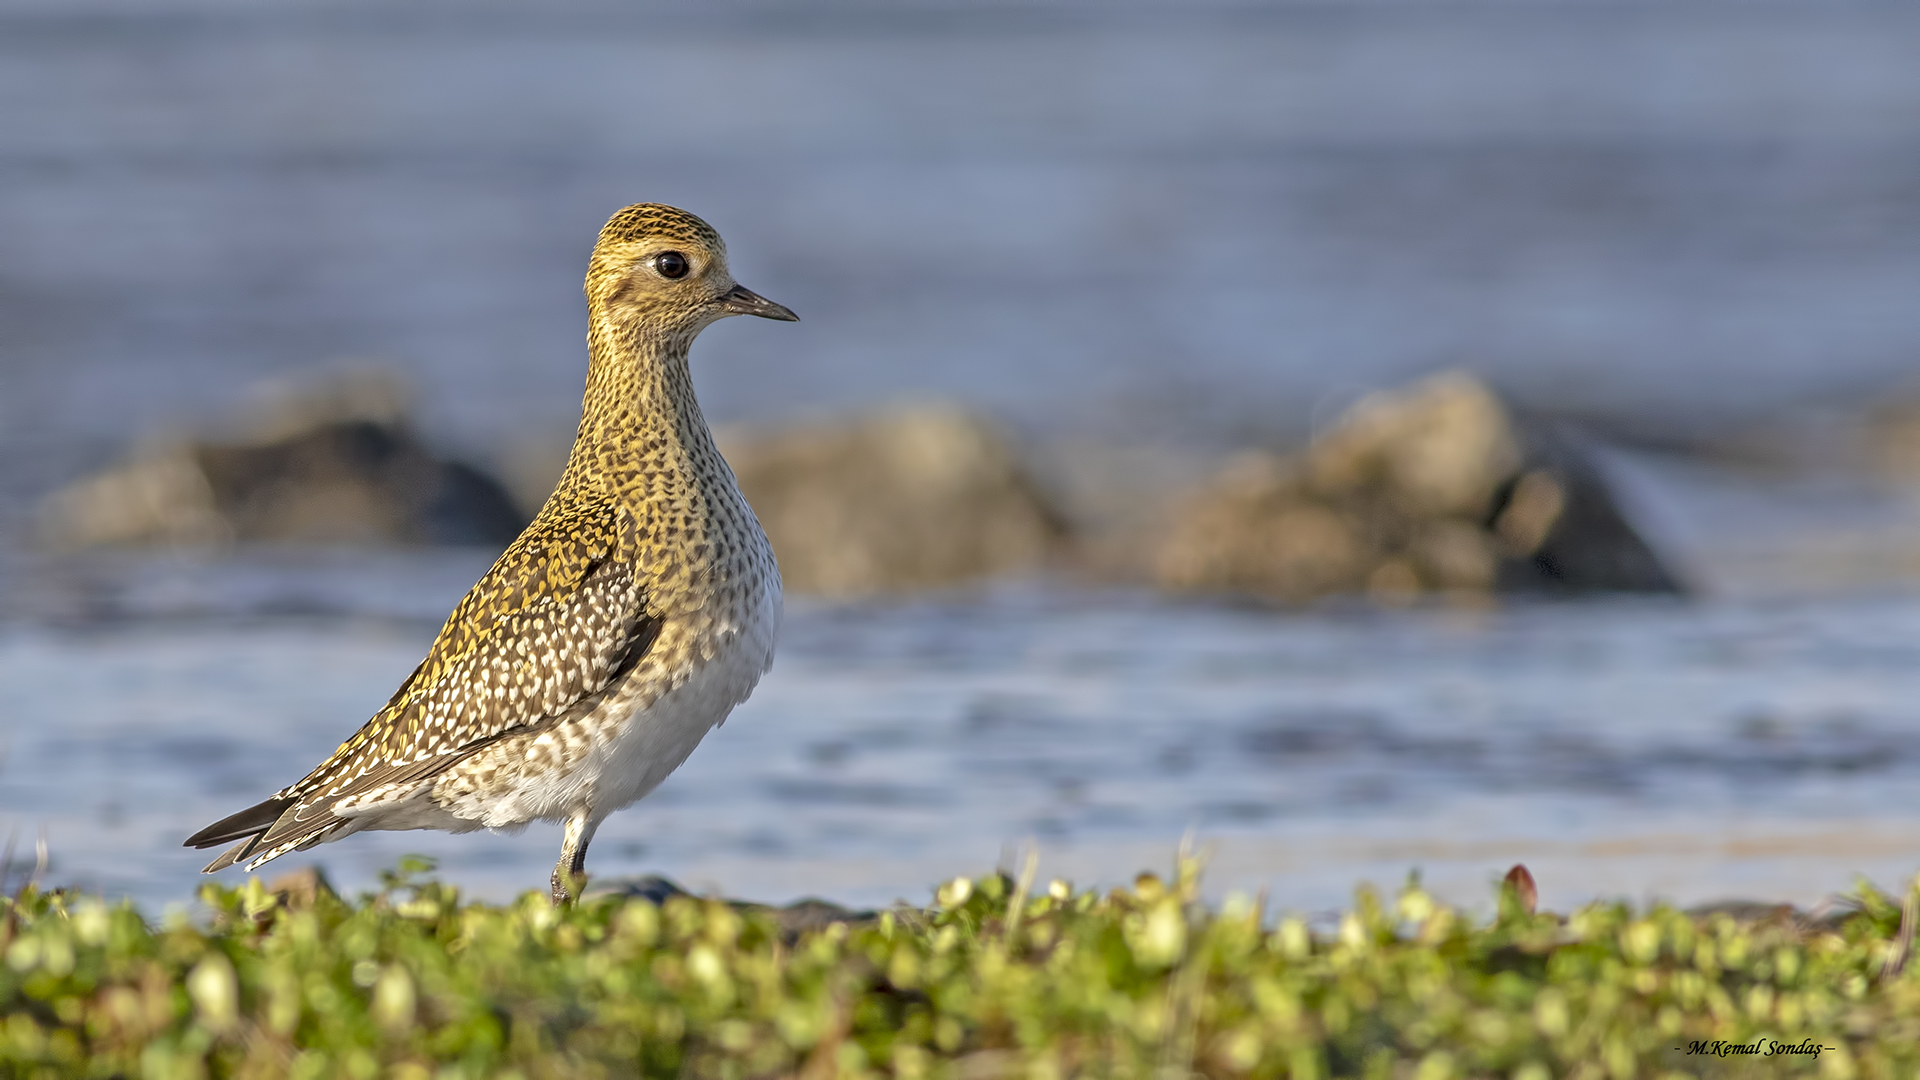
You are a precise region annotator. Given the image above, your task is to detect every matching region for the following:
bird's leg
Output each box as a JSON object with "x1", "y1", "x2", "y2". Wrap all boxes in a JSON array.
[{"x1": 550, "y1": 807, "x2": 599, "y2": 907}]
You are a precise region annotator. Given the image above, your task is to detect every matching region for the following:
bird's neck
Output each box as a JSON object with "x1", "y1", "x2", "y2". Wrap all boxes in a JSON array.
[{"x1": 561, "y1": 311, "x2": 718, "y2": 497}]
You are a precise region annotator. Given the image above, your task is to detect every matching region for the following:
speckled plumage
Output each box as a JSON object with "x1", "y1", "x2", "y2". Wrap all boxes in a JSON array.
[{"x1": 186, "y1": 204, "x2": 796, "y2": 901}]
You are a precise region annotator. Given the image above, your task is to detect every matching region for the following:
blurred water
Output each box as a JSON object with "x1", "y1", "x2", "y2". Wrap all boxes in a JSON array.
[
  {"x1": 6, "y1": 0, "x2": 1920, "y2": 525},
  {"x1": 8, "y1": 0, "x2": 1920, "y2": 917},
  {"x1": 7, "y1": 553, "x2": 1920, "y2": 916}
]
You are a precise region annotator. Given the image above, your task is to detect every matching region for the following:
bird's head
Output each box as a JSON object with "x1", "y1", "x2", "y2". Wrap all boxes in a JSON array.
[{"x1": 585, "y1": 203, "x2": 798, "y2": 338}]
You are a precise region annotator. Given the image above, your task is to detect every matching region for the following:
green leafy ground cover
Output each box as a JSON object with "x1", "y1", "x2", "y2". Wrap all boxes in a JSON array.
[{"x1": 0, "y1": 857, "x2": 1914, "y2": 1078}]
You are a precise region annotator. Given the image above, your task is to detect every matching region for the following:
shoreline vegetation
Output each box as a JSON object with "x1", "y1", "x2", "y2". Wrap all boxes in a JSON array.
[{"x1": 0, "y1": 859, "x2": 1915, "y2": 1077}]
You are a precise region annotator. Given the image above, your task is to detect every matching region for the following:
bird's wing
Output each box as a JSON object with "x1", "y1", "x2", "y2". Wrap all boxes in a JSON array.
[{"x1": 187, "y1": 494, "x2": 661, "y2": 869}]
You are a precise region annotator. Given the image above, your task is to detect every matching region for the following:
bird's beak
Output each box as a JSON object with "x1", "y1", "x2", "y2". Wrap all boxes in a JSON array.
[{"x1": 716, "y1": 283, "x2": 799, "y2": 322}]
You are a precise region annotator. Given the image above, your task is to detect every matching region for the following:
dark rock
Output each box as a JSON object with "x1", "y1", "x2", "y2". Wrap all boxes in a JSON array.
[
  {"x1": 591, "y1": 874, "x2": 693, "y2": 906},
  {"x1": 589, "y1": 874, "x2": 879, "y2": 944},
  {"x1": 190, "y1": 420, "x2": 523, "y2": 546},
  {"x1": 765, "y1": 897, "x2": 877, "y2": 942},
  {"x1": 1490, "y1": 426, "x2": 1682, "y2": 594},
  {"x1": 39, "y1": 374, "x2": 525, "y2": 549}
]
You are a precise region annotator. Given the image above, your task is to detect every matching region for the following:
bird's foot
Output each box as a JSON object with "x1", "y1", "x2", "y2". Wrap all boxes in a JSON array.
[{"x1": 550, "y1": 867, "x2": 586, "y2": 907}]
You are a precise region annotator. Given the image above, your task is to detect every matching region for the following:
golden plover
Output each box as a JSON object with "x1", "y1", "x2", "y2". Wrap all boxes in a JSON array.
[{"x1": 186, "y1": 204, "x2": 796, "y2": 903}]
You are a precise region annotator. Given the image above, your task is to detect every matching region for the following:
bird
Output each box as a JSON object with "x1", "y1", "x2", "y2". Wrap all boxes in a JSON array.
[{"x1": 185, "y1": 203, "x2": 797, "y2": 904}]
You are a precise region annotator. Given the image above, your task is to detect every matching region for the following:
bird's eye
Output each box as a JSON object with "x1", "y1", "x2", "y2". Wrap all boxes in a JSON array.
[{"x1": 653, "y1": 251, "x2": 690, "y2": 279}]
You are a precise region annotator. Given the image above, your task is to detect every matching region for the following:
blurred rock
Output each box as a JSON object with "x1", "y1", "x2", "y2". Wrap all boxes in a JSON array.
[
  {"x1": 39, "y1": 372, "x2": 526, "y2": 549},
  {"x1": 1305, "y1": 370, "x2": 1523, "y2": 519},
  {"x1": 1021, "y1": 440, "x2": 1221, "y2": 584},
  {"x1": 1696, "y1": 384, "x2": 1920, "y2": 486},
  {"x1": 494, "y1": 435, "x2": 574, "y2": 522},
  {"x1": 1497, "y1": 427, "x2": 1683, "y2": 594},
  {"x1": 717, "y1": 405, "x2": 1068, "y2": 597},
  {"x1": 1865, "y1": 395, "x2": 1920, "y2": 489},
  {"x1": 1156, "y1": 372, "x2": 1680, "y2": 603}
]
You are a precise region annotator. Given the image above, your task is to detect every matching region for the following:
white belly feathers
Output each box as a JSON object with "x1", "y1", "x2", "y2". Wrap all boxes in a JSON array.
[
  {"x1": 466, "y1": 567, "x2": 781, "y2": 831},
  {"x1": 580, "y1": 574, "x2": 784, "y2": 819}
]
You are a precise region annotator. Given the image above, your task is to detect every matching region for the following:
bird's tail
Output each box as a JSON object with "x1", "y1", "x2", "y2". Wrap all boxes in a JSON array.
[
  {"x1": 199, "y1": 837, "x2": 260, "y2": 874},
  {"x1": 184, "y1": 796, "x2": 340, "y2": 873}
]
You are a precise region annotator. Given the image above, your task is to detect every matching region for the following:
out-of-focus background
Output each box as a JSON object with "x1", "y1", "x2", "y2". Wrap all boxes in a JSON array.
[{"x1": 7, "y1": 0, "x2": 1920, "y2": 915}]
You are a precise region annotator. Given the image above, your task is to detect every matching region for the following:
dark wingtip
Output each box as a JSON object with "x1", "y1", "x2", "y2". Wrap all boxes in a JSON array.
[{"x1": 184, "y1": 797, "x2": 294, "y2": 850}]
